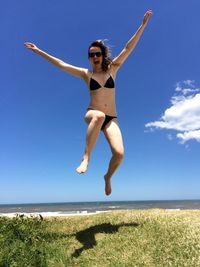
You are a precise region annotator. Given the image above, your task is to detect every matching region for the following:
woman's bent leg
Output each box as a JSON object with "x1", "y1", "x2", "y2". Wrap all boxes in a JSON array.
[
  {"x1": 103, "y1": 119, "x2": 124, "y2": 195},
  {"x1": 76, "y1": 110, "x2": 105, "y2": 174}
]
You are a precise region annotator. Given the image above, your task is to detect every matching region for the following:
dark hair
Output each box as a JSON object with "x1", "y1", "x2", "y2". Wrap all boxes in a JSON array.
[{"x1": 88, "y1": 40, "x2": 112, "y2": 71}]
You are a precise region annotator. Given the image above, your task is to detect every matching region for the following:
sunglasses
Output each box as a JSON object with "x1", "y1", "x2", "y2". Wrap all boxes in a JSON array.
[{"x1": 88, "y1": 52, "x2": 102, "y2": 58}]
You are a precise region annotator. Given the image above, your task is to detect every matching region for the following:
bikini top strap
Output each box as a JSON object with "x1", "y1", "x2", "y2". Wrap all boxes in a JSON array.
[{"x1": 90, "y1": 71, "x2": 94, "y2": 79}]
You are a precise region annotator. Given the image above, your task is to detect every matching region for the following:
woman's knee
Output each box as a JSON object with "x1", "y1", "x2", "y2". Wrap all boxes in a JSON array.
[
  {"x1": 91, "y1": 112, "x2": 105, "y2": 125},
  {"x1": 113, "y1": 149, "x2": 124, "y2": 162},
  {"x1": 85, "y1": 110, "x2": 105, "y2": 125}
]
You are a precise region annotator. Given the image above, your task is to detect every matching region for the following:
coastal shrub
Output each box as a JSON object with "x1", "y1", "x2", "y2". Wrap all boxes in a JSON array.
[{"x1": 0, "y1": 214, "x2": 47, "y2": 267}]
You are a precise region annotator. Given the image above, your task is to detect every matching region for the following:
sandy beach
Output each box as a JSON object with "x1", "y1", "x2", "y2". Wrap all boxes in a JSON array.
[
  {"x1": 0, "y1": 210, "x2": 110, "y2": 218},
  {"x1": 0, "y1": 209, "x2": 185, "y2": 218}
]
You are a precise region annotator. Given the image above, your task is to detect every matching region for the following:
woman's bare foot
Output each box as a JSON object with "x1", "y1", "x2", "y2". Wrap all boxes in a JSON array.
[
  {"x1": 76, "y1": 159, "x2": 89, "y2": 174},
  {"x1": 104, "y1": 175, "x2": 112, "y2": 195}
]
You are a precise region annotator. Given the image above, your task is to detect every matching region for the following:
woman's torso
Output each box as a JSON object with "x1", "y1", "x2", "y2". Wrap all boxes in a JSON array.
[{"x1": 85, "y1": 67, "x2": 117, "y2": 116}]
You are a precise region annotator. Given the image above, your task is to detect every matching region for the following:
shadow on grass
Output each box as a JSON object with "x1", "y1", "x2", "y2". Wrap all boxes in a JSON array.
[{"x1": 72, "y1": 222, "x2": 139, "y2": 258}]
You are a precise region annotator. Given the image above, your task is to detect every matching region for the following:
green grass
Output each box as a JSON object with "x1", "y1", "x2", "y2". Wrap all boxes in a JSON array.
[{"x1": 1, "y1": 209, "x2": 200, "y2": 267}]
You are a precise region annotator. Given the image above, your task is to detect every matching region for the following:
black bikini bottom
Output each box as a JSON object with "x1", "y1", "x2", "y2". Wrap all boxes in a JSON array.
[{"x1": 101, "y1": 115, "x2": 117, "y2": 130}]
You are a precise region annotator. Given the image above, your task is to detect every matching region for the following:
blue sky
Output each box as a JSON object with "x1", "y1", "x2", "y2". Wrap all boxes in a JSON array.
[{"x1": 1, "y1": 1, "x2": 200, "y2": 204}]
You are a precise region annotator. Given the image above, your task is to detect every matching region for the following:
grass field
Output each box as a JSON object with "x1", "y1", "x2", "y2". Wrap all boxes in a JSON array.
[{"x1": 1, "y1": 209, "x2": 200, "y2": 267}]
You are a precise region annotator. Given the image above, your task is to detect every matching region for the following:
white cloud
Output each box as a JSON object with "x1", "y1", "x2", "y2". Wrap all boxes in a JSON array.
[
  {"x1": 177, "y1": 130, "x2": 200, "y2": 144},
  {"x1": 183, "y1": 80, "x2": 195, "y2": 87},
  {"x1": 145, "y1": 80, "x2": 200, "y2": 144}
]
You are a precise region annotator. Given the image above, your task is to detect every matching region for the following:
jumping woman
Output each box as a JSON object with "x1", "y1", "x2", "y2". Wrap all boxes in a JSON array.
[{"x1": 24, "y1": 10, "x2": 153, "y2": 196}]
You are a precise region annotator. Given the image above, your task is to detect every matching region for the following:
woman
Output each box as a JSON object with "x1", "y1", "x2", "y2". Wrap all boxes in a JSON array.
[{"x1": 24, "y1": 10, "x2": 153, "y2": 196}]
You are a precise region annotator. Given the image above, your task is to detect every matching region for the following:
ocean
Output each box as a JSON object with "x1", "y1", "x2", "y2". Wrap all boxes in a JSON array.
[{"x1": 0, "y1": 200, "x2": 200, "y2": 216}]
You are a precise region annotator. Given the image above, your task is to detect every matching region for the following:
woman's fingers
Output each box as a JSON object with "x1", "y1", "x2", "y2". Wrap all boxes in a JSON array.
[
  {"x1": 145, "y1": 10, "x2": 153, "y2": 20},
  {"x1": 24, "y1": 42, "x2": 33, "y2": 47},
  {"x1": 147, "y1": 10, "x2": 153, "y2": 16},
  {"x1": 142, "y1": 10, "x2": 153, "y2": 26},
  {"x1": 24, "y1": 42, "x2": 38, "y2": 51}
]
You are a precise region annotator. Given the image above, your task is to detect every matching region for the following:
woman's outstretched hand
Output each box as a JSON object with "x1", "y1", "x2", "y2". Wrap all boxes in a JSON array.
[
  {"x1": 24, "y1": 42, "x2": 39, "y2": 52},
  {"x1": 142, "y1": 10, "x2": 153, "y2": 27}
]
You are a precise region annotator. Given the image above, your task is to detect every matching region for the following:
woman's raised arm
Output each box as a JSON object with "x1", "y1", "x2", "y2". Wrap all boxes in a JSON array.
[
  {"x1": 111, "y1": 10, "x2": 153, "y2": 70},
  {"x1": 24, "y1": 42, "x2": 87, "y2": 79}
]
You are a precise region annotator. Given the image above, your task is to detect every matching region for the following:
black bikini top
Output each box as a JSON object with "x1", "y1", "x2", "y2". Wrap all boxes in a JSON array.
[{"x1": 89, "y1": 73, "x2": 115, "y2": 91}]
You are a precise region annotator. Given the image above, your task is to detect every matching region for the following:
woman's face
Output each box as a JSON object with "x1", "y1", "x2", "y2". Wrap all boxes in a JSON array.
[{"x1": 88, "y1": 46, "x2": 103, "y2": 68}]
